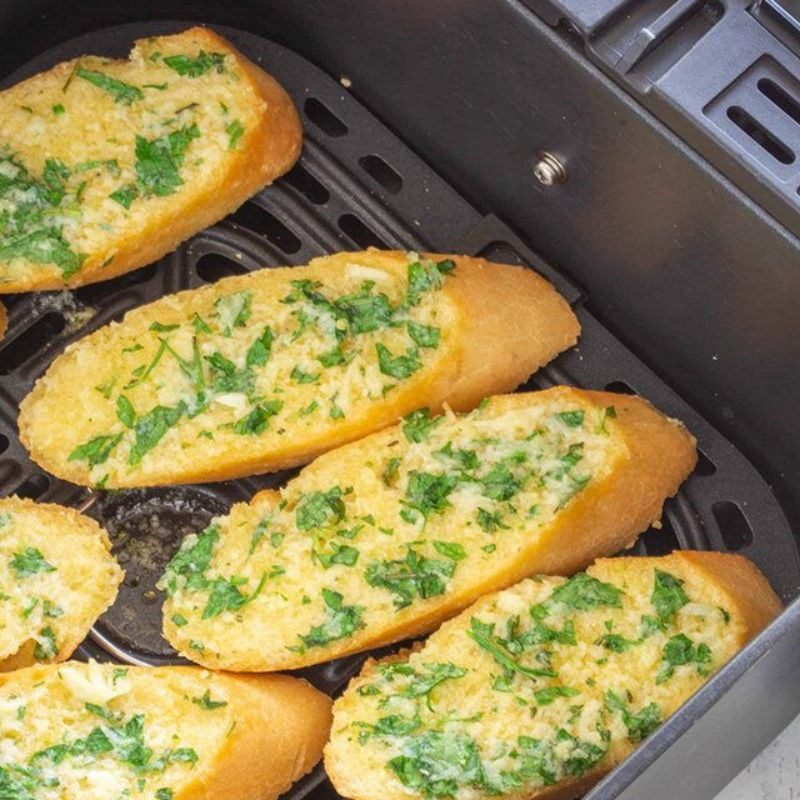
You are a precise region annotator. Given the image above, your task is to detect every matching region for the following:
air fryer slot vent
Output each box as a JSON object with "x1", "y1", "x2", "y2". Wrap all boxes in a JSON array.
[
  {"x1": 337, "y1": 212, "x2": 390, "y2": 248},
  {"x1": 282, "y1": 164, "x2": 331, "y2": 205},
  {"x1": 230, "y1": 202, "x2": 302, "y2": 253},
  {"x1": 358, "y1": 154, "x2": 403, "y2": 194},
  {"x1": 0, "y1": 312, "x2": 65, "y2": 375},
  {"x1": 304, "y1": 97, "x2": 348, "y2": 137},
  {"x1": 757, "y1": 77, "x2": 800, "y2": 126},
  {"x1": 695, "y1": 449, "x2": 717, "y2": 476},
  {"x1": 726, "y1": 105, "x2": 795, "y2": 164},
  {"x1": 604, "y1": 379, "x2": 637, "y2": 395},
  {"x1": 14, "y1": 473, "x2": 51, "y2": 501},
  {"x1": 713, "y1": 500, "x2": 755, "y2": 551},
  {"x1": 195, "y1": 252, "x2": 249, "y2": 283}
]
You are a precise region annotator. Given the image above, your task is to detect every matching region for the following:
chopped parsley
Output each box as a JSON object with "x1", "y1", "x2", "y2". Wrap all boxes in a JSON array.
[
  {"x1": 163, "y1": 51, "x2": 226, "y2": 77},
  {"x1": 656, "y1": 633, "x2": 712, "y2": 684},
  {"x1": 652, "y1": 569, "x2": 689, "y2": 627},
  {"x1": 191, "y1": 690, "x2": 228, "y2": 710},
  {"x1": 129, "y1": 402, "x2": 186, "y2": 464},
  {"x1": 68, "y1": 433, "x2": 122, "y2": 466},
  {"x1": 604, "y1": 690, "x2": 662, "y2": 742},
  {"x1": 296, "y1": 588, "x2": 365, "y2": 649},
  {"x1": 135, "y1": 124, "x2": 200, "y2": 197},
  {"x1": 376, "y1": 343, "x2": 422, "y2": 380},
  {"x1": 295, "y1": 487, "x2": 347, "y2": 530},
  {"x1": 76, "y1": 67, "x2": 144, "y2": 104},
  {"x1": 9, "y1": 547, "x2": 56, "y2": 579},
  {"x1": 226, "y1": 119, "x2": 245, "y2": 149},
  {"x1": 405, "y1": 258, "x2": 456, "y2": 306},
  {"x1": 402, "y1": 408, "x2": 442, "y2": 443},
  {"x1": 365, "y1": 547, "x2": 457, "y2": 609}
]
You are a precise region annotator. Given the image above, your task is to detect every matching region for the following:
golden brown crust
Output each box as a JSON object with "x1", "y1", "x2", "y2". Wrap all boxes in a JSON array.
[
  {"x1": 669, "y1": 550, "x2": 782, "y2": 640},
  {"x1": 0, "y1": 496, "x2": 123, "y2": 671},
  {"x1": 325, "y1": 551, "x2": 780, "y2": 800},
  {"x1": 19, "y1": 251, "x2": 579, "y2": 487},
  {"x1": 291, "y1": 388, "x2": 696, "y2": 665},
  {"x1": 0, "y1": 27, "x2": 302, "y2": 293},
  {"x1": 183, "y1": 672, "x2": 332, "y2": 800},
  {"x1": 0, "y1": 664, "x2": 332, "y2": 800},
  {"x1": 163, "y1": 386, "x2": 696, "y2": 671}
]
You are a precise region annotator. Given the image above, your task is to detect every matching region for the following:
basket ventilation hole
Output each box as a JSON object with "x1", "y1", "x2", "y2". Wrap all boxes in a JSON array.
[
  {"x1": 641, "y1": 514, "x2": 681, "y2": 556},
  {"x1": 726, "y1": 106, "x2": 795, "y2": 164},
  {"x1": 757, "y1": 78, "x2": 800, "y2": 127},
  {"x1": 281, "y1": 164, "x2": 330, "y2": 205},
  {"x1": 478, "y1": 241, "x2": 525, "y2": 266},
  {"x1": 695, "y1": 449, "x2": 717, "y2": 476},
  {"x1": 75, "y1": 265, "x2": 158, "y2": 306},
  {"x1": 338, "y1": 214, "x2": 389, "y2": 249},
  {"x1": 359, "y1": 155, "x2": 403, "y2": 194},
  {"x1": 304, "y1": 98, "x2": 348, "y2": 137},
  {"x1": 0, "y1": 312, "x2": 66, "y2": 375},
  {"x1": 0, "y1": 434, "x2": 8, "y2": 455},
  {"x1": 15, "y1": 473, "x2": 50, "y2": 500},
  {"x1": 230, "y1": 203, "x2": 302, "y2": 254},
  {"x1": 604, "y1": 380, "x2": 637, "y2": 395},
  {"x1": 713, "y1": 501, "x2": 754, "y2": 551},
  {"x1": 195, "y1": 253, "x2": 249, "y2": 283}
]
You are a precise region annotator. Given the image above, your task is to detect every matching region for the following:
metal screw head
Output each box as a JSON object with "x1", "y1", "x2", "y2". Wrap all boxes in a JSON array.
[{"x1": 533, "y1": 152, "x2": 567, "y2": 186}]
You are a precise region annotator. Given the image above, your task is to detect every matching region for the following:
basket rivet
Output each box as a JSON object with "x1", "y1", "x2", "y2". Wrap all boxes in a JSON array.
[{"x1": 533, "y1": 152, "x2": 567, "y2": 186}]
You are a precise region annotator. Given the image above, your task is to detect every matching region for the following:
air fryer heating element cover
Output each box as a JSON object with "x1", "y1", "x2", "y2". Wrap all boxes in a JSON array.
[{"x1": 1, "y1": 8, "x2": 800, "y2": 800}]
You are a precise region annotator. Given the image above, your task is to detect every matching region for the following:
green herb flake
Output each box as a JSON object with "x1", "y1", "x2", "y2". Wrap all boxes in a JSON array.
[
  {"x1": 652, "y1": 569, "x2": 689, "y2": 626},
  {"x1": 110, "y1": 184, "x2": 139, "y2": 209},
  {"x1": 376, "y1": 343, "x2": 422, "y2": 380},
  {"x1": 68, "y1": 433, "x2": 123, "y2": 466},
  {"x1": 191, "y1": 689, "x2": 228, "y2": 710},
  {"x1": 10, "y1": 547, "x2": 56, "y2": 578},
  {"x1": 135, "y1": 123, "x2": 200, "y2": 197},
  {"x1": 163, "y1": 51, "x2": 226, "y2": 77},
  {"x1": 402, "y1": 408, "x2": 442, "y2": 443},
  {"x1": 226, "y1": 119, "x2": 245, "y2": 149},
  {"x1": 296, "y1": 588, "x2": 365, "y2": 649},
  {"x1": 76, "y1": 67, "x2": 144, "y2": 104}
]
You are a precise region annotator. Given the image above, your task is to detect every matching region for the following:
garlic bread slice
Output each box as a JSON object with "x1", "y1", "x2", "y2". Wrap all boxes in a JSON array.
[
  {"x1": 326, "y1": 552, "x2": 780, "y2": 800},
  {"x1": 0, "y1": 496, "x2": 123, "y2": 671},
  {"x1": 19, "y1": 250, "x2": 578, "y2": 487},
  {"x1": 160, "y1": 387, "x2": 696, "y2": 671},
  {"x1": 0, "y1": 26, "x2": 301, "y2": 291},
  {"x1": 0, "y1": 661, "x2": 331, "y2": 800}
]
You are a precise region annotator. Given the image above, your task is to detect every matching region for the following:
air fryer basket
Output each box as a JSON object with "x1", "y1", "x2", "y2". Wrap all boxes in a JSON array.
[{"x1": 1, "y1": 16, "x2": 799, "y2": 800}]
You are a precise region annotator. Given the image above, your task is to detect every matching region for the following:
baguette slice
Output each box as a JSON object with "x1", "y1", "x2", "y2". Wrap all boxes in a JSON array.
[
  {"x1": 0, "y1": 661, "x2": 332, "y2": 800},
  {"x1": 326, "y1": 552, "x2": 781, "y2": 800},
  {"x1": 19, "y1": 250, "x2": 579, "y2": 487},
  {"x1": 160, "y1": 386, "x2": 696, "y2": 671},
  {"x1": 0, "y1": 26, "x2": 301, "y2": 292},
  {"x1": 0, "y1": 496, "x2": 123, "y2": 671}
]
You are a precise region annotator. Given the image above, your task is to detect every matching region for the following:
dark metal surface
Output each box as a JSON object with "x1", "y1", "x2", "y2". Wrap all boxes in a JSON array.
[{"x1": 0, "y1": 13, "x2": 798, "y2": 800}]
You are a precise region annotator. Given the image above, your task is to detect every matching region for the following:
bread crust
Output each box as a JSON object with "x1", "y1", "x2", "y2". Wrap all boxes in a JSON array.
[
  {"x1": 0, "y1": 301, "x2": 6, "y2": 340},
  {"x1": 0, "y1": 495, "x2": 123, "y2": 671},
  {"x1": 0, "y1": 663, "x2": 332, "y2": 800},
  {"x1": 0, "y1": 26, "x2": 302, "y2": 293},
  {"x1": 162, "y1": 386, "x2": 696, "y2": 671},
  {"x1": 19, "y1": 251, "x2": 579, "y2": 487},
  {"x1": 325, "y1": 551, "x2": 780, "y2": 800}
]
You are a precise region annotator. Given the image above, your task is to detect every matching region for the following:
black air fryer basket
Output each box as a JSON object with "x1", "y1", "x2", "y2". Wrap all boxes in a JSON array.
[{"x1": 2, "y1": 3, "x2": 800, "y2": 799}]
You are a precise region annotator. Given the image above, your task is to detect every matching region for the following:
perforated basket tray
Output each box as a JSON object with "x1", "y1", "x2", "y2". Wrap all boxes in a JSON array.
[{"x1": 1, "y1": 21, "x2": 798, "y2": 800}]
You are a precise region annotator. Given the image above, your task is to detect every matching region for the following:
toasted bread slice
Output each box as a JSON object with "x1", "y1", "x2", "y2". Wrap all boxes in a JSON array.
[
  {"x1": 0, "y1": 26, "x2": 301, "y2": 292},
  {"x1": 0, "y1": 496, "x2": 123, "y2": 671},
  {"x1": 160, "y1": 387, "x2": 696, "y2": 671},
  {"x1": 0, "y1": 661, "x2": 331, "y2": 800},
  {"x1": 326, "y1": 552, "x2": 781, "y2": 800},
  {"x1": 19, "y1": 250, "x2": 579, "y2": 488}
]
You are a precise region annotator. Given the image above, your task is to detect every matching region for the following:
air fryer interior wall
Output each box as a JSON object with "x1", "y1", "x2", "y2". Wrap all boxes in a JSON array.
[{"x1": 1, "y1": 4, "x2": 800, "y2": 800}]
